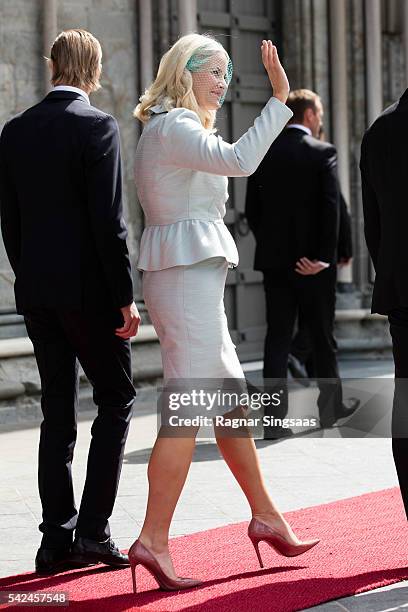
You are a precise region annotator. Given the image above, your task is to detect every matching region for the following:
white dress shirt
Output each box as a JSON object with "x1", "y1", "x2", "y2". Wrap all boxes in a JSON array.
[
  {"x1": 135, "y1": 97, "x2": 293, "y2": 271},
  {"x1": 52, "y1": 85, "x2": 90, "y2": 105},
  {"x1": 287, "y1": 123, "x2": 312, "y2": 136}
]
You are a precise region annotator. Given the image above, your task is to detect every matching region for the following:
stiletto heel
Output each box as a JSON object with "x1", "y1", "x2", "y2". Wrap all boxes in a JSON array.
[
  {"x1": 250, "y1": 538, "x2": 264, "y2": 568},
  {"x1": 130, "y1": 561, "x2": 138, "y2": 594},
  {"x1": 248, "y1": 518, "x2": 319, "y2": 567},
  {"x1": 128, "y1": 539, "x2": 202, "y2": 593}
]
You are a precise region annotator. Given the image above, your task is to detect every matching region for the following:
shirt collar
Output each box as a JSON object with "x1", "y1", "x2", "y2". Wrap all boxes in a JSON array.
[
  {"x1": 52, "y1": 85, "x2": 90, "y2": 105},
  {"x1": 287, "y1": 123, "x2": 312, "y2": 136},
  {"x1": 149, "y1": 103, "x2": 169, "y2": 115}
]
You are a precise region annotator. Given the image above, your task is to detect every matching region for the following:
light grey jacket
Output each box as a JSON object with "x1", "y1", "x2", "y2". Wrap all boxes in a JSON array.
[{"x1": 135, "y1": 96, "x2": 293, "y2": 271}]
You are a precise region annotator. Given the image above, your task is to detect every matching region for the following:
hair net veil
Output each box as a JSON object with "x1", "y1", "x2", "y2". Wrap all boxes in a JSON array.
[{"x1": 185, "y1": 46, "x2": 233, "y2": 106}]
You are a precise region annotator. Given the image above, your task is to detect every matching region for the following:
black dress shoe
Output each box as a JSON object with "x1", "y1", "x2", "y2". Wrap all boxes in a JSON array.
[
  {"x1": 264, "y1": 426, "x2": 294, "y2": 440},
  {"x1": 70, "y1": 536, "x2": 130, "y2": 567},
  {"x1": 35, "y1": 547, "x2": 72, "y2": 575},
  {"x1": 321, "y1": 398, "x2": 361, "y2": 428},
  {"x1": 335, "y1": 397, "x2": 360, "y2": 420},
  {"x1": 287, "y1": 354, "x2": 310, "y2": 387}
]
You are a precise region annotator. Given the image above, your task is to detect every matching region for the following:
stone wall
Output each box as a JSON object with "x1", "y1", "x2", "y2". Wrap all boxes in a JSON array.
[
  {"x1": 281, "y1": 0, "x2": 407, "y2": 303},
  {"x1": 0, "y1": 1, "x2": 43, "y2": 311}
]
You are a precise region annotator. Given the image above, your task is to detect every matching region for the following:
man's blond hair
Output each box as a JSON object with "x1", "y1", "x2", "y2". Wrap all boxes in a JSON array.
[{"x1": 49, "y1": 29, "x2": 102, "y2": 92}]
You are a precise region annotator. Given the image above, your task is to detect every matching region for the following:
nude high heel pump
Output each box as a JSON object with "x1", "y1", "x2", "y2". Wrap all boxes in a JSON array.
[
  {"x1": 128, "y1": 539, "x2": 202, "y2": 593},
  {"x1": 248, "y1": 518, "x2": 320, "y2": 568}
]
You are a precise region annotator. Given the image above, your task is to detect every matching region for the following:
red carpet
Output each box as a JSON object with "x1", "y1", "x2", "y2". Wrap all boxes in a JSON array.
[{"x1": 1, "y1": 488, "x2": 408, "y2": 611}]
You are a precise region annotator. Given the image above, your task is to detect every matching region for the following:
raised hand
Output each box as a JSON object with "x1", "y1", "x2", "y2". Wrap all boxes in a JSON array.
[{"x1": 261, "y1": 40, "x2": 290, "y2": 104}]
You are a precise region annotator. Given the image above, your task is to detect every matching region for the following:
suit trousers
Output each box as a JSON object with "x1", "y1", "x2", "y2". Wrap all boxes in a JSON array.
[
  {"x1": 262, "y1": 266, "x2": 342, "y2": 425},
  {"x1": 290, "y1": 319, "x2": 315, "y2": 377},
  {"x1": 24, "y1": 308, "x2": 136, "y2": 548},
  {"x1": 388, "y1": 307, "x2": 408, "y2": 519}
]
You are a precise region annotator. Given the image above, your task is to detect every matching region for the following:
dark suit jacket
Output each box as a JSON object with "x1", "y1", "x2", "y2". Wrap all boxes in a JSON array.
[
  {"x1": 360, "y1": 88, "x2": 408, "y2": 314},
  {"x1": 0, "y1": 90, "x2": 133, "y2": 314},
  {"x1": 245, "y1": 127, "x2": 340, "y2": 271}
]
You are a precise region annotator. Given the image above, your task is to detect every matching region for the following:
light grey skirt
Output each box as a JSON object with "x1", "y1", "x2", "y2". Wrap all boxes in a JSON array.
[{"x1": 142, "y1": 256, "x2": 245, "y2": 382}]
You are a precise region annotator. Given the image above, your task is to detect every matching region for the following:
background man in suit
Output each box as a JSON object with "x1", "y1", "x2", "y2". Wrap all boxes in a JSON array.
[
  {"x1": 289, "y1": 190, "x2": 353, "y2": 383},
  {"x1": 289, "y1": 129, "x2": 354, "y2": 384},
  {"x1": 245, "y1": 89, "x2": 358, "y2": 438},
  {"x1": 0, "y1": 29, "x2": 140, "y2": 573},
  {"x1": 361, "y1": 89, "x2": 408, "y2": 518}
]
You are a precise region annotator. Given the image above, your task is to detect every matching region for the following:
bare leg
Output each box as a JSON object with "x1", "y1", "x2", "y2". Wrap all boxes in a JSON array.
[
  {"x1": 137, "y1": 427, "x2": 198, "y2": 579},
  {"x1": 214, "y1": 415, "x2": 301, "y2": 543}
]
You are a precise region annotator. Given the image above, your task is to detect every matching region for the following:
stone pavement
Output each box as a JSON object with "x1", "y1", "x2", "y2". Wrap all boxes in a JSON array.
[{"x1": 1, "y1": 358, "x2": 408, "y2": 611}]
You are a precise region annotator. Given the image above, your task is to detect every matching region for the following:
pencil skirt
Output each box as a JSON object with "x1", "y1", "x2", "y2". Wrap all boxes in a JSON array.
[{"x1": 142, "y1": 256, "x2": 245, "y2": 382}]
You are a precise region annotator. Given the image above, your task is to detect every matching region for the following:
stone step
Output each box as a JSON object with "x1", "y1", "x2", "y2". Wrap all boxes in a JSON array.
[{"x1": 0, "y1": 324, "x2": 158, "y2": 358}]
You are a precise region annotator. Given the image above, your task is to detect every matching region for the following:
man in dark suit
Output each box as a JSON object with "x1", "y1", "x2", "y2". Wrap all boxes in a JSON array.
[
  {"x1": 0, "y1": 30, "x2": 140, "y2": 573},
  {"x1": 361, "y1": 88, "x2": 408, "y2": 518},
  {"x1": 289, "y1": 185, "x2": 354, "y2": 383},
  {"x1": 245, "y1": 89, "x2": 359, "y2": 437}
]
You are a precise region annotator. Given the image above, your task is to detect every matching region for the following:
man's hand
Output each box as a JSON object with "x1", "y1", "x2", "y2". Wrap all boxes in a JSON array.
[
  {"x1": 115, "y1": 301, "x2": 141, "y2": 339},
  {"x1": 295, "y1": 257, "x2": 328, "y2": 276}
]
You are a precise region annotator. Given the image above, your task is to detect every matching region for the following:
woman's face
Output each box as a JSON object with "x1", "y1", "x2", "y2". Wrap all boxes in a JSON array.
[{"x1": 191, "y1": 52, "x2": 229, "y2": 111}]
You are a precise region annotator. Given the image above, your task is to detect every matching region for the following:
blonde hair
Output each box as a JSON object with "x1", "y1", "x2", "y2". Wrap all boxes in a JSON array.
[
  {"x1": 48, "y1": 29, "x2": 102, "y2": 92},
  {"x1": 134, "y1": 33, "x2": 230, "y2": 131}
]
